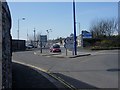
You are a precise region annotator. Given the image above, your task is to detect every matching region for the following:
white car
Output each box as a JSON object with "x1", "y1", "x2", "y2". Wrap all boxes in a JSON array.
[{"x1": 26, "y1": 45, "x2": 34, "y2": 49}]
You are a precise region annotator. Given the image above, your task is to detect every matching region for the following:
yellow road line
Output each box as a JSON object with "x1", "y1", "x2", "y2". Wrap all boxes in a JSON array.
[
  {"x1": 12, "y1": 60, "x2": 47, "y2": 72},
  {"x1": 12, "y1": 60, "x2": 76, "y2": 90},
  {"x1": 49, "y1": 73, "x2": 76, "y2": 90}
]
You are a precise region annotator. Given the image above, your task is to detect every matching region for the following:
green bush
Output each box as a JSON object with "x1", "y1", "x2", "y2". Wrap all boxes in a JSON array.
[
  {"x1": 84, "y1": 35, "x2": 120, "y2": 48},
  {"x1": 100, "y1": 40, "x2": 112, "y2": 47},
  {"x1": 91, "y1": 46, "x2": 120, "y2": 50},
  {"x1": 94, "y1": 41, "x2": 101, "y2": 46}
]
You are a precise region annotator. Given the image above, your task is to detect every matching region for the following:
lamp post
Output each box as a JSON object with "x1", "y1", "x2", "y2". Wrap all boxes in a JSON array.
[
  {"x1": 76, "y1": 22, "x2": 82, "y2": 47},
  {"x1": 17, "y1": 18, "x2": 25, "y2": 50},
  {"x1": 46, "y1": 29, "x2": 52, "y2": 41},
  {"x1": 17, "y1": 18, "x2": 25, "y2": 40},
  {"x1": 76, "y1": 22, "x2": 80, "y2": 36}
]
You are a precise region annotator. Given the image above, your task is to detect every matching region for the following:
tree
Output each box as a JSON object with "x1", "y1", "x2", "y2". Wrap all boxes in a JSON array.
[{"x1": 90, "y1": 18, "x2": 118, "y2": 38}]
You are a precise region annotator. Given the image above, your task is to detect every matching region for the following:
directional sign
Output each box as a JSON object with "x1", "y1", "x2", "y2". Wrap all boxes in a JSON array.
[
  {"x1": 82, "y1": 33, "x2": 92, "y2": 38},
  {"x1": 40, "y1": 35, "x2": 47, "y2": 42},
  {"x1": 64, "y1": 37, "x2": 73, "y2": 44},
  {"x1": 64, "y1": 43, "x2": 73, "y2": 49},
  {"x1": 39, "y1": 35, "x2": 47, "y2": 47},
  {"x1": 64, "y1": 37, "x2": 74, "y2": 49},
  {"x1": 82, "y1": 31, "x2": 92, "y2": 39}
]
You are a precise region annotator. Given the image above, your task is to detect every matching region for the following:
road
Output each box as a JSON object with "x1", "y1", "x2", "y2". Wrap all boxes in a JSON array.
[{"x1": 12, "y1": 49, "x2": 119, "y2": 89}]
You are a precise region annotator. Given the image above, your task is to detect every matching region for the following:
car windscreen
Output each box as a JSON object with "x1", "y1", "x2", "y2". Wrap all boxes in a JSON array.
[{"x1": 53, "y1": 45, "x2": 60, "y2": 48}]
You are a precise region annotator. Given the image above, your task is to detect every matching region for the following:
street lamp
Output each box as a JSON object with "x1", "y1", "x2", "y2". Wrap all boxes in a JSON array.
[
  {"x1": 76, "y1": 22, "x2": 80, "y2": 36},
  {"x1": 46, "y1": 29, "x2": 52, "y2": 41},
  {"x1": 76, "y1": 22, "x2": 83, "y2": 47},
  {"x1": 17, "y1": 18, "x2": 25, "y2": 40},
  {"x1": 76, "y1": 22, "x2": 81, "y2": 47}
]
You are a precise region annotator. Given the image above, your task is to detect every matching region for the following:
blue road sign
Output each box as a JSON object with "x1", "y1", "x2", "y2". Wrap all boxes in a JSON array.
[{"x1": 82, "y1": 31, "x2": 92, "y2": 39}]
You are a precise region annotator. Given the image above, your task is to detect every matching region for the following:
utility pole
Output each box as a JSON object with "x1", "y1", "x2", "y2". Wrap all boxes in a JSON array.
[{"x1": 73, "y1": 0, "x2": 77, "y2": 55}]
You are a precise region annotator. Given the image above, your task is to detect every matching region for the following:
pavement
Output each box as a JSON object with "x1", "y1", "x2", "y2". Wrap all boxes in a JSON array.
[
  {"x1": 12, "y1": 62, "x2": 71, "y2": 90},
  {"x1": 34, "y1": 49, "x2": 91, "y2": 58},
  {"x1": 12, "y1": 49, "x2": 119, "y2": 89},
  {"x1": 12, "y1": 48, "x2": 92, "y2": 90}
]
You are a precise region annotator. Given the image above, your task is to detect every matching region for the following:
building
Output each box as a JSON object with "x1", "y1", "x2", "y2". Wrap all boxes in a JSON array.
[{"x1": 12, "y1": 39, "x2": 26, "y2": 52}]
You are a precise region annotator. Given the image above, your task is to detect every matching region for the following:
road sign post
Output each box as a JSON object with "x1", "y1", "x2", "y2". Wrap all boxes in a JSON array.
[
  {"x1": 81, "y1": 30, "x2": 92, "y2": 47},
  {"x1": 64, "y1": 37, "x2": 74, "y2": 56},
  {"x1": 40, "y1": 41, "x2": 42, "y2": 53},
  {"x1": 39, "y1": 35, "x2": 47, "y2": 53},
  {"x1": 64, "y1": 43, "x2": 67, "y2": 56},
  {"x1": 65, "y1": 48, "x2": 67, "y2": 56}
]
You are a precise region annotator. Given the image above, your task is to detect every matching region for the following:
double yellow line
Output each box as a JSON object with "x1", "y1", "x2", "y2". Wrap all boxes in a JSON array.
[{"x1": 12, "y1": 60, "x2": 76, "y2": 90}]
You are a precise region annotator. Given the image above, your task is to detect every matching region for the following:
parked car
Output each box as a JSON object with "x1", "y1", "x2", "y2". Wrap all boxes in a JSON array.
[
  {"x1": 26, "y1": 44, "x2": 34, "y2": 49},
  {"x1": 50, "y1": 44, "x2": 61, "y2": 52}
]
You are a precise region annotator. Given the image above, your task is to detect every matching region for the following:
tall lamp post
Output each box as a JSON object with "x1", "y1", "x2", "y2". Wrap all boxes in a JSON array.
[
  {"x1": 17, "y1": 18, "x2": 25, "y2": 40},
  {"x1": 46, "y1": 29, "x2": 52, "y2": 41},
  {"x1": 76, "y1": 22, "x2": 80, "y2": 36},
  {"x1": 73, "y1": 0, "x2": 77, "y2": 55},
  {"x1": 76, "y1": 22, "x2": 82, "y2": 47}
]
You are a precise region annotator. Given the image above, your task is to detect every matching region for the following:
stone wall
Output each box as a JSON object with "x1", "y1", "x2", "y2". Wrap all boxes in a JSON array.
[
  {"x1": 0, "y1": 1, "x2": 2, "y2": 89},
  {"x1": 0, "y1": 1, "x2": 12, "y2": 89}
]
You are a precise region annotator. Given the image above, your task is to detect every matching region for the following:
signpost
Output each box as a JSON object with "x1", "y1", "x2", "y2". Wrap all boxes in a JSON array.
[
  {"x1": 40, "y1": 35, "x2": 47, "y2": 42},
  {"x1": 39, "y1": 35, "x2": 47, "y2": 53},
  {"x1": 81, "y1": 31, "x2": 92, "y2": 47},
  {"x1": 64, "y1": 37, "x2": 74, "y2": 56}
]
